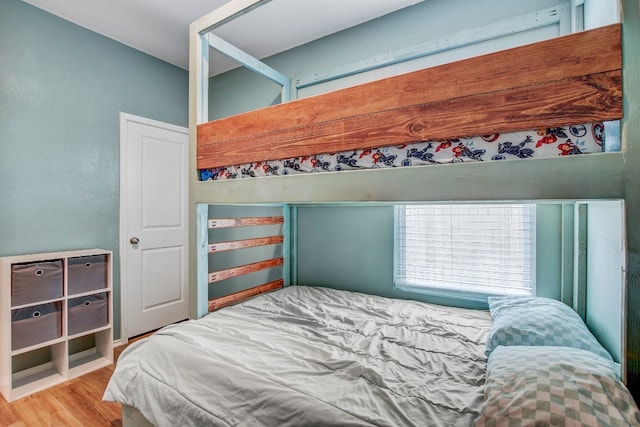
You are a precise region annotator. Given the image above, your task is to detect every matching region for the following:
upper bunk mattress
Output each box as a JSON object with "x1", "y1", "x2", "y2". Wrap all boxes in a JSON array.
[{"x1": 104, "y1": 285, "x2": 492, "y2": 427}]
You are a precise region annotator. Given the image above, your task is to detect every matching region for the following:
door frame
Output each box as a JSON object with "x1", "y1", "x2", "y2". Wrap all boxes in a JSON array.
[{"x1": 119, "y1": 112, "x2": 189, "y2": 343}]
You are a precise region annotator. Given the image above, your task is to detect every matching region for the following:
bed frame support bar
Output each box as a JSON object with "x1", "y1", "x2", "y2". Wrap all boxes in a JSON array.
[
  {"x1": 209, "y1": 257, "x2": 284, "y2": 283},
  {"x1": 208, "y1": 235, "x2": 284, "y2": 253},
  {"x1": 208, "y1": 279, "x2": 284, "y2": 311},
  {"x1": 294, "y1": 5, "x2": 566, "y2": 92},
  {"x1": 206, "y1": 33, "x2": 291, "y2": 102},
  {"x1": 209, "y1": 216, "x2": 284, "y2": 228},
  {"x1": 192, "y1": 0, "x2": 273, "y2": 125},
  {"x1": 195, "y1": 0, "x2": 272, "y2": 36}
]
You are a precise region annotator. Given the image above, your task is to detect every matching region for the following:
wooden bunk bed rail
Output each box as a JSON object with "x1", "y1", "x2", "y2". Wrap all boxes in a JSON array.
[
  {"x1": 207, "y1": 213, "x2": 285, "y2": 311},
  {"x1": 208, "y1": 235, "x2": 284, "y2": 253},
  {"x1": 209, "y1": 257, "x2": 284, "y2": 283},
  {"x1": 208, "y1": 216, "x2": 284, "y2": 228},
  {"x1": 197, "y1": 24, "x2": 622, "y2": 170},
  {"x1": 207, "y1": 279, "x2": 284, "y2": 312}
]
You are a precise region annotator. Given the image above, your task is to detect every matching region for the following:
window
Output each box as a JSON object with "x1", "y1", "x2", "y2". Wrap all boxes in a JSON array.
[{"x1": 394, "y1": 204, "x2": 536, "y2": 298}]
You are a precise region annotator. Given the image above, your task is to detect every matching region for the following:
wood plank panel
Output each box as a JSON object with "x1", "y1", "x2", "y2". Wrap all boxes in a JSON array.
[
  {"x1": 199, "y1": 25, "x2": 620, "y2": 145},
  {"x1": 198, "y1": 70, "x2": 622, "y2": 168},
  {"x1": 208, "y1": 280, "x2": 284, "y2": 312},
  {"x1": 208, "y1": 257, "x2": 284, "y2": 283},
  {"x1": 208, "y1": 235, "x2": 284, "y2": 253},
  {"x1": 208, "y1": 216, "x2": 284, "y2": 228},
  {"x1": 197, "y1": 24, "x2": 622, "y2": 169}
]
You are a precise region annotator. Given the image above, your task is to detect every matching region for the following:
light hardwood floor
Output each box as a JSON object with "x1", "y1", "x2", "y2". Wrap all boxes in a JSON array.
[{"x1": 0, "y1": 339, "x2": 141, "y2": 427}]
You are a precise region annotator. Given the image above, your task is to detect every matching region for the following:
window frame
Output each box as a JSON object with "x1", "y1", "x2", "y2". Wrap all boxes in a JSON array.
[{"x1": 393, "y1": 203, "x2": 537, "y2": 301}]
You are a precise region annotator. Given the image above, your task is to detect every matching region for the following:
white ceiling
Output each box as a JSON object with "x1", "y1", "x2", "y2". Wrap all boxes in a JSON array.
[{"x1": 22, "y1": 0, "x2": 424, "y2": 75}]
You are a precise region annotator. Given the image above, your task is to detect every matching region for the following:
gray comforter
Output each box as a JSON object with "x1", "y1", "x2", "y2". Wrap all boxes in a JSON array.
[{"x1": 104, "y1": 286, "x2": 492, "y2": 426}]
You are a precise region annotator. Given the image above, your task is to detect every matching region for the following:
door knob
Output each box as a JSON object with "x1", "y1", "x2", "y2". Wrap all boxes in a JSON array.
[{"x1": 130, "y1": 237, "x2": 140, "y2": 245}]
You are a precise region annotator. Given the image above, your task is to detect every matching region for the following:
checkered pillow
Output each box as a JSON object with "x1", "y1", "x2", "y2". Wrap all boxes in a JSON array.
[
  {"x1": 486, "y1": 296, "x2": 613, "y2": 360},
  {"x1": 475, "y1": 346, "x2": 639, "y2": 427}
]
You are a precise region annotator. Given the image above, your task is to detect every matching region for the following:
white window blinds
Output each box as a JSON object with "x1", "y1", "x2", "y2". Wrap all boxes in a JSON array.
[{"x1": 394, "y1": 204, "x2": 536, "y2": 296}]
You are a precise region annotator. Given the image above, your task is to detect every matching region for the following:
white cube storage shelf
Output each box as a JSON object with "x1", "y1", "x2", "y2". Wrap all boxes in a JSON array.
[{"x1": 0, "y1": 249, "x2": 113, "y2": 402}]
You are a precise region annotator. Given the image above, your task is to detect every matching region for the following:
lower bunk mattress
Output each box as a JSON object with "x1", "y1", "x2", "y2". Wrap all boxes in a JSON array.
[{"x1": 104, "y1": 285, "x2": 492, "y2": 426}]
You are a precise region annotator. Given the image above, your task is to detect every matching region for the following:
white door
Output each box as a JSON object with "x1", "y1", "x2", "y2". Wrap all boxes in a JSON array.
[{"x1": 120, "y1": 113, "x2": 189, "y2": 339}]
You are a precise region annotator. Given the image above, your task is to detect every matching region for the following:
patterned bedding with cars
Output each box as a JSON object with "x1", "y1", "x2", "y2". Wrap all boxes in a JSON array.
[{"x1": 200, "y1": 123, "x2": 606, "y2": 180}]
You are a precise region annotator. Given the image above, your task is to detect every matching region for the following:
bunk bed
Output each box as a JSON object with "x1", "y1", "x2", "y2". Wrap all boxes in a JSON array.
[
  {"x1": 102, "y1": 1, "x2": 638, "y2": 424},
  {"x1": 192, "y1": 19, "x2": 624, "y2": 317}
]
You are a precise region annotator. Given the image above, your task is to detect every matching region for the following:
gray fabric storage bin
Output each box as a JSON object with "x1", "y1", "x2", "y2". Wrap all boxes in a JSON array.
[
  {"x1": 68, "y1": 255, "x2": 108, "y2": 295},
  {"x1": 68, "y1": 292, "x2": 108, "y2": 335},
  {"x1": 11, "y1": 260, "x2": 63, "y2": 306},
  {"x1": 11, "y1": 302, "x2": 62, "y2": 350}
]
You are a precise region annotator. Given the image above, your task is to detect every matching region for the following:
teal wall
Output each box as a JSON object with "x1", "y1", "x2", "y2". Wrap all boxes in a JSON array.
[{"x1": 0, "y1": 0, "x2": 189, "y2": 339}]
